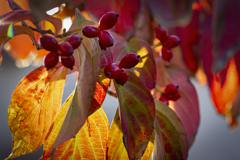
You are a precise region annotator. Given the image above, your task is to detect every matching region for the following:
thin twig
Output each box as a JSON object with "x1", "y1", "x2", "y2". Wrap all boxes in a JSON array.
[
  {"x1": 155, "y1": 85, "x2": 163, "y2": 95},
  {"x1": 151, "y1": 42, "x2": 162, "y2": 49}
]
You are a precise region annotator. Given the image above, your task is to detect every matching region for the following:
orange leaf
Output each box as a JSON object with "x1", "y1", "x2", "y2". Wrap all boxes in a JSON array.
[
  {"x1": 7, "y1": 65, "x2": 67, "y2": 159},
  {"x1": 42, "y1": 94, "x2": 109, "y2": 160},
  {"x1": 107, "y1": 109, "x2": 154, "y2": 160}
]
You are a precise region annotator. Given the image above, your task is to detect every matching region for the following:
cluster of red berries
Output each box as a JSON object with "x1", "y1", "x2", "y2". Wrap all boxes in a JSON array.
[
  {"x1": 159, "y1": 84, "x2": 181, "y2": 105},
  {"x1": 41, "y1": 35, "x2": 82, "y2": 70},
  {"x1": 154, "y1": 25, "x2": 181, "y2": 61},
  {"x1": 104, "y1": 53, "x2": 140, "y2": 85},
  {"x1": 82, "y1": 12, "x2": 119, "y2": 50}
]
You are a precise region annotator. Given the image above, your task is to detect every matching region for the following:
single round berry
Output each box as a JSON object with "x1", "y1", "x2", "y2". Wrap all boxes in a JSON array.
[
  {"x1": 104, "y1": 63, "x2": 122, "y2": 79},
  {"x1": 65, "y1": 35, "x2": 82, "y2": 49},
  {"x1": 98, "y1": 30, "x2": 114, "y2": 49},
  {"x1": 161, "y1": 47, "x2": 173, "y2": 61},
  {"x1": 155, "y1": 25, "x2": 168, "y2": 43},
  {"x1": 159, "y1": 94, "x2": 169, "y2": 105},
  {"x1": 168, "y1": 92, "x2": 181, "y2": 101},
  {"x1": 61, "y1": 55, "x2": 75, "y2": 70},
  {"x1": 40, "y1": 35, "x2": 58, "y2": 51},
  {"x1": 163, "y1": 35, "x2": 181, "y2": 49},
  {"x1": 99, "y1": 12, "x2": 119, "y2": 30},
  {"x1": 119, "y1": 53, "x2": 140, "y2": 69},
  {"x1": 115, "y1": 69, "x2": 128, "y2": 85},
  {"x1": 57, "y1": 42, "x2": 74, "y2": 57},
  {"x1": 164, "y1": 84, "x2": 179, "y2": 96},
  {"x1": 82, "y1": 25, "x2": 100, "y2": 38},
  {"x1": 44, "y1": 52, "x2": 59, "y2": 69}
]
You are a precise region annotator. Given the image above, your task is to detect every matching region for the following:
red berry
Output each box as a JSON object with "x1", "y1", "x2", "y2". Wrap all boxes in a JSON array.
[
  {"x1": 164, "y1": 84, "x2": 179, "y2": 96},
  {"x1": 40, "y1": 35, "x2": 58, "y2": 51},
  {"x1": 119, "y1": 53, "x2": 140, "y2": 69},
  {"x1": 44, "y1": 52, "x2": 59, "y2": 69},
  {"x1": 65, "y1": 35, "x2": 82, "y2": 49},
  {"x1": 155, "y1": 26, "x2": 168, "y2": 42},
  {"x1": 159, "y1": 94, "x2": 169, "y2": 105},
  {"x1": 168, "y1": 92, "x2": 181, "y2": 101},
  {"x1": 82, "y1": 25, "x2": 100, "y2": 38},
  {"x1": 57, "y1": 42, "x2": 74, "y2": 57},
  {"x1": 61, "y1": 55, "x2": 75, "y2": 69},
  {"x1": 99, "y1": 12, "x2": 119, "y2": 30},
  {"x1": 98, "y1": 31, "x2": 114, "y2": 49},
  {"x1": 104, "y1": 63, "x2": 121, "y2": 79},
  {"x1": 115, "y1": 69, "x2": 128, "y2": 85},
  {"x1": 161, "y1": 47, "x2": 173, "y2": 61},
  {"x1": 163, "y1": 35, "x2": 181, "y2": 49}
]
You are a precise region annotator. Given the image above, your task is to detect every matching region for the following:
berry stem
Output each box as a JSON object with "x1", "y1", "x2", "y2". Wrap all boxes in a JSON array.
[
  {"x1": 151, "y1": 42, "x2": 162, "y2": 49},
  {"x1": 107, "y1": 90, "x2": 117, "y2": 98},
  {"x1": 155, "y1": 85, "x2": 163, "y2": 95}
]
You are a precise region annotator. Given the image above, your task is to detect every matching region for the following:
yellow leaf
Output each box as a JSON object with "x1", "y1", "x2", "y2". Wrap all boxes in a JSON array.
[{"x1": 7, "y1": 65, "x2": 67, "y2": 159}]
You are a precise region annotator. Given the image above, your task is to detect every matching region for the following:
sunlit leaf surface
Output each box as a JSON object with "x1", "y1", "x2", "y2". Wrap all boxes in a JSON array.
[{"x1": 7, "y1": 65, "x2": 67, "y2": 159}]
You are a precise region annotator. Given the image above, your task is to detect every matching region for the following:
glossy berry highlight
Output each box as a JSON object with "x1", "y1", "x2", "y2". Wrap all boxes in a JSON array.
[
  {"x1": 61, "y1": 55, "x2": 75, "y2": 70},
  {"x1": 40, "y1": 35, "x2": 58, "y2": 52},
  {"x1": 163, "y1": 35, "x2": 181, "y2": 49},
  {"x1": 65, "y1": 35, "x2": 82, "y2": 49},
  {"x1": 155, "y1": 25, "x2": 168, "y2": 43},
  {"x1": 57, "y1": 42, "x2": 74, "y2": 57},
  {"x1": 98, "y1": 31, "x2": 114, "y2": 49},
  {"x1": 82, "y1": 25, "x2": 100, "y2": 38},
  {"x1": 119, "y1": 53, "x2": 140, "y2": 69},
  {"x1": 161, "y1": 47, "x2": 173, "y2": 61},
  {"x1": 104, "y1": 63, "x2": 122, "y2": 79},
  {"x1": 115, "y1": 69, "x2": 128, "y2": 85},
  {"x1": 44, "y1": 52, "x2": 59, "y2": 69},
  {"x1": 99, "y1": 12, "x2": 119, "y2": 30}
]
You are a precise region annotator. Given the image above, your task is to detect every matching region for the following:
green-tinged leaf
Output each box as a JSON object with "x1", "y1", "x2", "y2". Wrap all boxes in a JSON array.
[
  {"x1": 50, "y1": 9, "x2": 101, "y2": 157},
  {"x1": 145, "y1": 0, "x2": 194, "y2": 27},
  {"x1": 7, "y1": 65, "x2": 67, "y2": 159},
  {"x1": 107, "y1": 109, "x2": 154, "y2": 160},
  {"x1": 155, "y1": 58, "x2": 199, "y2": 147},
  {"x1": 153, "y1": 100, "x2": 188, "y2": 160},
  {"x1": 111, "y1": 33, "x2": 156, "y2": 90},
  {"x1": 42, "y1": 93, "x2": 109, "y2": 160},
  {"x1": 114, "y1": 71, "x2": 155, "y2": 160}
]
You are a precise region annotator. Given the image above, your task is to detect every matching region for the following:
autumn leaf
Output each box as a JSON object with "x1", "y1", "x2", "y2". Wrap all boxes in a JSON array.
[
  {"x1": 42, "y1": 93, "x2": 109, "y2": 160},
  {"x1": 107, "y1": 109, "x2": 154, "y2": 160},
  {"x1": 153, "y1": 100, "x2": 188, "y2": 160},
  {"x1": 155, "y1": 58, "x2": 199, "y2": 147},
  {"x1": 7, "y1": 65, "x2": 67, "y2": 159},
  {"x1": 111, "y1": 34, "x2": 156, "y2": 90},
  {"x1": 145, "y1": 0, "x2": 194, "y2": 27},
  {"x1": 114, "y1": 71, "x2": 155, "y2": 160},
  {"x1": 50, "y1": 9, "x2": 102, "y2": 156}
]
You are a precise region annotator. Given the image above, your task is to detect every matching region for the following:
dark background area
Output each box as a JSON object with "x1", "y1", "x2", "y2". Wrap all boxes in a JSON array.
[{"x1": 1, "y1": 51, "x2": 240, "y2": 160}]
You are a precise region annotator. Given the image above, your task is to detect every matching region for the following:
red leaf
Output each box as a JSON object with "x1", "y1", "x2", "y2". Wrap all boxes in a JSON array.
[
  {"x1": 145, "y1": 0, "x2": 194, "y2": 27},
  {"x1": 114, "y1": 71, "x2": 155, "y2": 159},
  {"x1": 155, "y1": 59, "x2": 199, "y2": 147}
]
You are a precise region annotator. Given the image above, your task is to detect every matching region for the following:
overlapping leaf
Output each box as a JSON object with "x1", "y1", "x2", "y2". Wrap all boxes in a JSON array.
[
  {"x1": 114, "y1": 71, "x2": 155, "y2": 159},
  {"x1": 145, "y1": 0, "x2": 194, "y2": 27},
  {"x1": 153, "y1": 100, "x2": 188, "y2": 160},
  {"x1": 50, "y1": 9, "x2": 102, "y2": 156},
  {"x1": 42, "y1": 93, "x2": 109, "y2": 160},
  {"x1": 107, "y1": 109, "x2": 154, "y2": 160},
  {"x1": 155, "y1": 58, "x2": 199, "y2": 147},
  {"x1": 111, "y1": 34, "x2": 156, "y2": 90},
  {"x1": 7, "y1": 65, "x2": 67, "y2": 159}
]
